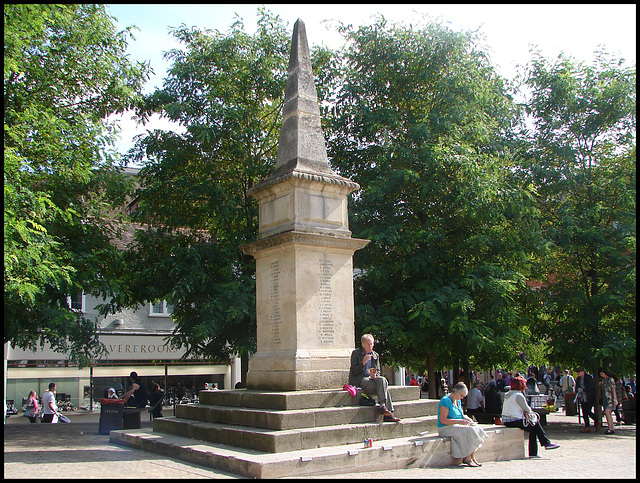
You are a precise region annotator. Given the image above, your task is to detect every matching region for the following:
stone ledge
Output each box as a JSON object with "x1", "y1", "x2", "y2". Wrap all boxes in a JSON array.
[
  {"x1": 153, "y1": 414, "x2": 439, "y2": 453},
  {"x1": 176, "y1": 398, "x2": 439, "y2": 430},
  {"x1": 198, "y1": 386, "x2": 422, "y2": 409},
  {"x1": 110, "y1": 425, "x2": 524, "y2": 478}
]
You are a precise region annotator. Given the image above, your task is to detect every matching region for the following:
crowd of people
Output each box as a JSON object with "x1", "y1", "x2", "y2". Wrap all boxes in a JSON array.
[
  {"x1": 409, "y1": 364, "x2": 636, "y2": 436},
  {"x1": 17, "y1": 341, "x2": 637, "y2": 466},
  {"x1": 432, "y1": 367, "x2": 636, "y2": 462},
  {"x1": 11, "y1": 333, "x2": 638, "y2": 472},
  {"x1": 351, "y1": 336, "x2": 598, "y2": 464}
]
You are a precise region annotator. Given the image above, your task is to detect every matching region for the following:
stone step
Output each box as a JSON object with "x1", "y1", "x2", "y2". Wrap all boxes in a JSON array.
[
  {"x1": 153, "y1": 414, "x2": 440, "y2": 453},
  {"x1": 110, "y1": 424, "x2": 524, "y2": 478},
  {"x1": 198, "y1": 385, "x2": 421, "y2": 410},
  {"x1": 176, "y1": 398, "x2": 440, "y2": 431}
]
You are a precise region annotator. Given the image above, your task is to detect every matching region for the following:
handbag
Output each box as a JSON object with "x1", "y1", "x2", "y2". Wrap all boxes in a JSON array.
[
  {"x1": 24, "y1": 399, "x2": 36, "y2": 418},
  {"x1": 359, "y1": 393, "x2": 376, "y2": 406},
  {"x1": 524, "y1": 411, "x2": 539, "y2": 426}
]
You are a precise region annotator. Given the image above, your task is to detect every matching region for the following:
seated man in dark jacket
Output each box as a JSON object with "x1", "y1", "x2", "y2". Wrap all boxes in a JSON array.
[
  {"x1": 484, "y1": 383, "x2": 503, "y2": 419},
  {"x1": 148, "y1": 382, "x2": 165, "y2": 419},
  {"x1": 349, "y1": 334, "x2": 399, "y2": 422}
]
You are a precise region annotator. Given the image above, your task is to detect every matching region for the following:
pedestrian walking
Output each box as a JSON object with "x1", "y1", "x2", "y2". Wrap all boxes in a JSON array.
[
  {"x1": 575, "y1": 367, "x2": 600, "y2": 432},
  {"x1": 41, "y1": 382, "x2": 62, "y2": 423},
  {"x1": 24, "y1": 390, "x2": 39, "y2": 423},
  {"x1": 599, "y1": 368, "x2": 618, "y2": 435}
]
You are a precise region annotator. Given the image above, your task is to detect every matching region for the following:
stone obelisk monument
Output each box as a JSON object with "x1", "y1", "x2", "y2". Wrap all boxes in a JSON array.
[{"x1": 241, "y1": 19, "x2": 369, "y2": 391}]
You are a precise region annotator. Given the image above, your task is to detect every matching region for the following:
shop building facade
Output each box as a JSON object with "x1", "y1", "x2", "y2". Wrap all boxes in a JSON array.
[{"x1": 4, "y1": 292, "x2": 240, "y2": 413}]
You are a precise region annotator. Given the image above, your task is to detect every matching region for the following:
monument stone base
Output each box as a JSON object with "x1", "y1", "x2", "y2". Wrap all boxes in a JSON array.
[
  {"x1": 110, "y1": 386, "x2": 525, "y2": 478},
  {"x1": 242, "y1": 231, "x2": 368, "y2": 391}
]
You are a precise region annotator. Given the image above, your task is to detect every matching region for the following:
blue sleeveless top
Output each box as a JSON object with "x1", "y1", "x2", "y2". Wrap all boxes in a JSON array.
[{"x1": 437, "y1": 394, "x2": 464, "y2": 427}]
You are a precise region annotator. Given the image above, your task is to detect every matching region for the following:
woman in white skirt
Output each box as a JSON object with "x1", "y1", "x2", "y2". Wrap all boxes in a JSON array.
[{"x1": 438, "y1": 382, "x2": 488, "y2": 467}]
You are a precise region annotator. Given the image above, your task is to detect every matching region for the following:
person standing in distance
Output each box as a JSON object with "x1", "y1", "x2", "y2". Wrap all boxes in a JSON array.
[
  {"x1": 24, "y1": 390, "x2": 39, "y2": 423},
  {"x1": 148, "y1": 382, "x2": 165, "y2": 419},
  {"x1": 41, "y1": 382, "x2": 62, "y2": 423},
  {"x1": 599, "y1": 367, "x2": 618, "y2": 435},
  {"x1": 575, "y1": 366, "x2": 600, "y2": 432},
  {"x1": 349, "y1": 334, "x2": 400, "y2": 422}
]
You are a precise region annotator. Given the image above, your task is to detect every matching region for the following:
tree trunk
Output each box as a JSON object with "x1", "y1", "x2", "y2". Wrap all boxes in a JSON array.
[
  {"x1": 427, "y1": 351, "x2": 437, "y2": 399},
  {"x1": 593, "y1": 370, "x2": 603, "y2": 424},
  {"x1": 462, "y1": 358, "x2": 470, "y2": 388},
  {"x1": 241, "y1": 353, "x2": 249, "y2": 385},
  {"x1": 453, "y1": 356, "x2": 459, "y2": 385}
]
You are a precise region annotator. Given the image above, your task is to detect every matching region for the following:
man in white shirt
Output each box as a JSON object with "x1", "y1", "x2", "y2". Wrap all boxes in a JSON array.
[
  {"x1": 466, "y1": 381, "x2": 486, "y2": 422},
  {"x1": 561, "y1": 370, "x2": 575, "y2": 394},
  {"x1": 41, "y1": 382, "x2": 61, "y2": 423}
]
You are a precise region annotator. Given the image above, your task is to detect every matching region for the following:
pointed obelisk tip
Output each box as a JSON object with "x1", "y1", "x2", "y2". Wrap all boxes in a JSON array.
[
  {"x1": 292, "y1": 18, "x2": 306, "y2": 42},
  {"x1": 269, "y1": 15, "x2": 340, "y2": 179},
  {"x1": 288, "y1": 18, "x2": 311, "y2": 74}
]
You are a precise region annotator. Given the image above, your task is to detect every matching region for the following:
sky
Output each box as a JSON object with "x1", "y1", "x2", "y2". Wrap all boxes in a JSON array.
[{"x1": 105, "y1": 4, "x2": 636, "y2": 159}]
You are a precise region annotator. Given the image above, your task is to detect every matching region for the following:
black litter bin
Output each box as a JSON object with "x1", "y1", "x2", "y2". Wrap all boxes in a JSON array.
[
  {"x1": 99, "y1": 399, "x2": 124, "y2": 434},
  {"x1": 123, "y1": 407, "x2": 144, "y2": 429},
  {"x1": 564, "y1": 393, "x2": 577, "y2": 416}
]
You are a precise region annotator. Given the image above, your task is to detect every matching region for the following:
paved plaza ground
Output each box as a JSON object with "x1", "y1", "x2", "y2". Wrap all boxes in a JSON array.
[{"x1": 4, "y1": 408, "x2": 636, "y2": 479}]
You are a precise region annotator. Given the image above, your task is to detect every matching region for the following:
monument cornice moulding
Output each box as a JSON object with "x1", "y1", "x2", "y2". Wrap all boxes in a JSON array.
[
  {"x1": 248, "y1": 168, "x2": 360, "y2": 199},
  {"x1": 240, "y1": 230, "x2": 369, "y2": 256}
]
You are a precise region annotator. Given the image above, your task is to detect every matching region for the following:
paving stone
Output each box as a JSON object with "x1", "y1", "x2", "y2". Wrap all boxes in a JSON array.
[{"x1": 5, "y1": 410, "x2": 636, "y2": 479}]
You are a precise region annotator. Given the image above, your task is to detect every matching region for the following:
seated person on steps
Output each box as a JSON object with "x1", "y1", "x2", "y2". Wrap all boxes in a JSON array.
[
  {"x1": 349, "y1": 333, "x2": 400, "y2": 422},
  {"x1": 121, "y1": 371, "x2": 148, "y2": 408}
]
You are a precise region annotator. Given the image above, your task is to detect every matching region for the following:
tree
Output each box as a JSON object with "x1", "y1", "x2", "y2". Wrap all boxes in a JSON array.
[
  {"x1": 4, "y1": 4, "x2": 150, "y2": 365},
  {"x1": 323, "y1": 17, "x2": 544, "y2": 392},
  {"x1": 111, "y1": 8, "x2": 291, "y2": 373},
  {"x1": 520, "y1": 51, "x2": 636, "y2": 393}
]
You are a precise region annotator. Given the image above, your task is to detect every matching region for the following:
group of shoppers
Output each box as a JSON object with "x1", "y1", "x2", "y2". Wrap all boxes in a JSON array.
[
  {"x1": 440, "y1": 366, "x2": 635, "y2": 463},
  {"x1": 22, "y1": 372, "x2": 165, "y2": 423},
  {"x1": 576, "y1": 366, "x2": 635, "y2": 434},
  {"x1": 23, "y1": 382, "x2": 63, "y2": 423}
]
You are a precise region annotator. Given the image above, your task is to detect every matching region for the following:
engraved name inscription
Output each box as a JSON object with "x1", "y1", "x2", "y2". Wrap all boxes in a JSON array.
[
  {"x1": 318, "y1": 257, "x2": 335, "y2": 344},
  {"x1": 269, "y1": 261, "x2": 282, "y2": 345}
]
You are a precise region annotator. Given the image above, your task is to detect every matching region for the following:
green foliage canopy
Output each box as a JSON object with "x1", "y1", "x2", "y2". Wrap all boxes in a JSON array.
[
  {"x1": 4, "y1": 4, "x2": 150, "y2": 365},
  {"x1": 520, "y1": 50, "x2": 636, "y2": 377},
  {"x1": 324, "y1": 17, "x2": 544, "y2": 372},
  {"x1": 115, "y1": 9, "x2": 291, "y2": 361}
]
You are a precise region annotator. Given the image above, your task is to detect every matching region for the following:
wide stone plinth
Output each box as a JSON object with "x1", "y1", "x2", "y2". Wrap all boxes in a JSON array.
[
  {"x1": 176, "y1": 396, "x2": 438, "y2": 431},
  {"x1": 153, "y1": 414, "x2": 437, "y2": 453},
  {"x1": 110, "y1": 424, "x2": 524, "y2": 479},
  {"x1": 110, "y1": 386, "x2": 525, "y2": 477},
  {"x1": 198, "y1": 385, "x2": 421, "y2": 410}
]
